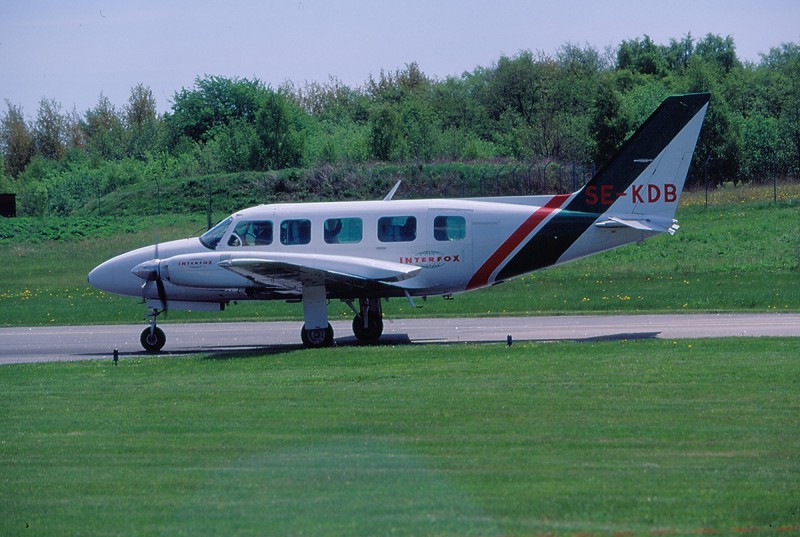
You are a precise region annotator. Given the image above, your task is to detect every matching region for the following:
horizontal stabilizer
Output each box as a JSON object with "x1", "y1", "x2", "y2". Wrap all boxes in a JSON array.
[{"x1": 595, "y1": 216, "x2": 680, "y2": 235}]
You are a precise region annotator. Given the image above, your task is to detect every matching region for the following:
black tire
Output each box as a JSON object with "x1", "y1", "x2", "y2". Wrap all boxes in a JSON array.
[
  {"x1": 301, "y1": 323, "x2": 334, "y2": 348},
  {"x1": 140, "y1": 326, "x2": 166, "y2": 353},
  {"x1": 352, "y1": 313, "x2": 384, "y2": 343}
]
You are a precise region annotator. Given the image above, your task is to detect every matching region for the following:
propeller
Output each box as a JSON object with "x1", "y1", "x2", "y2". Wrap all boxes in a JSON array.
[
  {"x1": 132, "y1": 236, "x2": 168, "y2": 313},
  {"x1": 132, "y1": 258, "x2": 168, "y2": 312}
]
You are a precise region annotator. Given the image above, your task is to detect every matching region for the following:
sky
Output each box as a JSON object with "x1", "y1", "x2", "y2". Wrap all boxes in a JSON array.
[{"x1": 2, "y1": 0, "x2": 799, "y2": 118}]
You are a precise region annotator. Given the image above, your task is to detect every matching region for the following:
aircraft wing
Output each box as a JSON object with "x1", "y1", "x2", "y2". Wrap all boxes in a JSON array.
[{"x1": 218, "y1": 252, "x2": 421, "y2": 293}]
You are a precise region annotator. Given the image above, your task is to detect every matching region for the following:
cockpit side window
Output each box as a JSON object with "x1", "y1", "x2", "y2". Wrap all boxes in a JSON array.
[
  {"x1": 228, "y1": 220, "x2": 273, "y2": 247},
  {"x1": 199, "y1": 217, "x2": 233, "y2": 249}
]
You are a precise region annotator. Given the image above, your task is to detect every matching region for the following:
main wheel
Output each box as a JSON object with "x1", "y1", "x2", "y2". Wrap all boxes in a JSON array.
[
  {"x1": 140, "y1": 326, "x2": 166, "y2": 353},
  {"x1": 352, "y1": 313, "x2": 384, "y2": 343},
  {"x1": 301, "y1": 323, "x2": 334, "y2": 348}
]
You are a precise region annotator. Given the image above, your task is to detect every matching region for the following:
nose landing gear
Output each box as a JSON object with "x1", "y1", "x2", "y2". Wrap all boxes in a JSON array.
[{"x1": 140, "y1": 307, "x2": 166, "y2": 352}]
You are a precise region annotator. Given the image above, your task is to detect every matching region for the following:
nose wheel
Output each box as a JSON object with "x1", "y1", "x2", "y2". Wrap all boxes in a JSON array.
[
  {"x1": 140, "y1": 307, "x2": 166, "y2": 352},
  {"x1": 140, "y1": 326, "x2": 166, "y2": 352}
]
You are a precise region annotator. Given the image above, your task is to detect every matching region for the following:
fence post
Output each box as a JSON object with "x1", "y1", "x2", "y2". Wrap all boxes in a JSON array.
[
  {"x1": 527, "y1": 162, "x2": 536, "y2": 193},
  {"x1": 773, "y1": 162, "x2": 777, "y2": 204},
  {"x1": 495, "y1": 165, "x2": 505, "y2": 196}
]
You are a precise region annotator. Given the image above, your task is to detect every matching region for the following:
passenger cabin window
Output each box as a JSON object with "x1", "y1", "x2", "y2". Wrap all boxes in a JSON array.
[
  {"x1": 324, "y1": 217, "x2": 362, "y2": 244},
  {"x1": 280, "y1": 219, "x2": 311, "y2": 245},
  {"x1": 378, "y1": 216, "x2": 416, "y2": 242},
  {"x1": 228, "y1": 220, "x2": 273, "y2": 247},
  {"x1": 434, "y1": 215, "x2": 466, "y2": 241}
]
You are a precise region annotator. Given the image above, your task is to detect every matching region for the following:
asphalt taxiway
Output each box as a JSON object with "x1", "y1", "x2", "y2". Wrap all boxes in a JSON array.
[{"x1": 1, "y1": 313, "x2": 799, "y2": 365}]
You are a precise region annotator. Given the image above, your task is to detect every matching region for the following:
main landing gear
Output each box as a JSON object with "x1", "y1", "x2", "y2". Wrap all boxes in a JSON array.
[
  {"x1": 140, "y1": 307, "x2": 166, "y2": 353},
  {"x1": 300, "y1": 289, "x2": 385, "y2": 349},
  {"x1": 300, "y1": 323, "x2": 334, "y2": 347},
  {"x1": 350, "y1": 297, "x2": 384, "y2": 343}
]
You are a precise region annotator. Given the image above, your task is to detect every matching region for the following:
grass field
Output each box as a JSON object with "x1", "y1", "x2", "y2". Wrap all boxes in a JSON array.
[
  {"x1": 1, "y1": 338, "x2": 799, "y2": 536},
  {"x1": 0, "y1": 184, "x2": 798, "y2": 327},
  {"x1": 1, "y1": 184, "x2": 799, "y2": 536}
]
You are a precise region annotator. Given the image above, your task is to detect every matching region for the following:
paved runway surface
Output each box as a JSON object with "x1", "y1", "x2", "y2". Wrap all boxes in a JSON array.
[{"x1": 2, "y1": 313, "x2": 799, "y2": 365}]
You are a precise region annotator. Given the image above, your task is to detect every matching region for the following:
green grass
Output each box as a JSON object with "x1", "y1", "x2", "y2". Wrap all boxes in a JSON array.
[
  {"x1": 1, "y1": 338, "x2": 799, "y2": 536},
  {"x1": 1, "y1": 189, "x2": 798, "y2": 327}
]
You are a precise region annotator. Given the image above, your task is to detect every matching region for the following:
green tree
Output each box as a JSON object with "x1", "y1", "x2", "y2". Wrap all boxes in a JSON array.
[
  {"x1": 126, "y1": 84, "x2": 162, "y2": 158},
  {"x1": 34, "y1": 98, "x2": 67, "y2": 161},
  {"x1": 369, "y1": 105, "x2": 402, "y2": 161},
  {"x1": 761, "y1": 43, "x2": 800, "y2": 177},
  {"x1": 0, "y1": 101, "x2": 35, "y2": 177},
  {"x1": 126, "y1": 83, "x2": 158, "y2": 128},
  {"x1": 15, "y1": 155, "x2": 58, "y2": 215},
  {"x1": 399, "y1": 97, "x2": 439, "y2": 162},
  {"x1": 206, "y1": 118, "x2": 260, "y2": 172},
  {"x1": 738, "y1": 113, "x2": 781, "y2": 180},
  {"x1": 287, "y1": 78, "x2": 371, "y2": 165},
  {"x1": 431, "y1": 74, "x2": 486, "y2": 134},
  {"x1": 0, "y1": 154, "x2": 10, "y2": 193},
  {"x1": 83, "y1": 94, "x2": 127, "y2": 160},
  {"x1": 590, "y1": 77, "x2": 630, "y2": 164},
  {"x1": 695, "y1": 33, "x2": 740, "y2": 74},
  {"x1": 366, "y1": 62, "x2": 430, "y2": 104},
  {"x1": 254, "y1": 91, "x2": 304, "y2": 170},
  {"x1": 661, "y1": 34, "x2": 695, "y2": 73},
  {"x1": 617, "y1": 35, "x2": 666, "y2": 76},
  {"x1": 289, "y1": 77, "x2": 364, "y2": 124},
  {"x1": 481, "y1": 51, "x2": 557, "y2": 158},
  {"x1": 482, "y1": 51, "x2": 543, "y2": 125},
  {"x1": 554, "y1": 44, "x2": 605, "y2": 162},
  {"x1": 167, "y1": 75, "x2": 268, "y2": 143}
]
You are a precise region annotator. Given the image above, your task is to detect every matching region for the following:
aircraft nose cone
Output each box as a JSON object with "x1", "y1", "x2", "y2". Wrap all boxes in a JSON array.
[
  {"x1": 87, "y1": 261, "x2": 117, "y2": 294},
  {"x1": 88, "y1": 253, "x2": 151, "y2": 297}
]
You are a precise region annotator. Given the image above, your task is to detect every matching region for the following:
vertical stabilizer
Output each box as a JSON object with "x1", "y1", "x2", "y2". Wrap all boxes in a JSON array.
[
  {"x1": 494, "y1": 93, "x2": 710, "y2": 281},
  {"x1": 573, "y1": 93, "x2": 710, "y2": 218}
]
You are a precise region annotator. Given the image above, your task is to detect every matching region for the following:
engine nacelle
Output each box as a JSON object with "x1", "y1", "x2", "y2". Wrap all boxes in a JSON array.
[{"x1": 162, "y1": 253, "x2": 252, "y2": 288}]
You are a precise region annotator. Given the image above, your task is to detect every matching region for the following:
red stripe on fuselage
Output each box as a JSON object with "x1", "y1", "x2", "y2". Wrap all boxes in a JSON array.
[{"x1": 466, "y1": 194, "x2": 570, "y2": 290}]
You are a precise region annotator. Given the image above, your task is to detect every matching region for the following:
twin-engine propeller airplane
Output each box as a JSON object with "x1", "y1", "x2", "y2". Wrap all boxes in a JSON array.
[{"x1": 88, "y1": 93, "x2": 710, "y2": 352}]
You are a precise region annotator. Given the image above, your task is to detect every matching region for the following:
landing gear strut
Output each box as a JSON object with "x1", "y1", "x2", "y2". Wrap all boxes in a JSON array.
[
  {"x1": 140, "y1": 307, "x2": 166, "y2": 353},
  {"x1": 300, "y1": 284, "x2": 335, "y2": 348}
]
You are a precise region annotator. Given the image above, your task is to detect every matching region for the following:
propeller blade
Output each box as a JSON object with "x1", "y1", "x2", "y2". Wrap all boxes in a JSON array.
[{"x1": 155, "y1": 273, "x2": 168, "y2": 312}]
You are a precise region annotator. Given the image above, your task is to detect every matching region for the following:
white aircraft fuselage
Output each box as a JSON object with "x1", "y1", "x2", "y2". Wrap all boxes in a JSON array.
[{"x1": 88, "y1": 93, "x2": 711, "y2": 350}]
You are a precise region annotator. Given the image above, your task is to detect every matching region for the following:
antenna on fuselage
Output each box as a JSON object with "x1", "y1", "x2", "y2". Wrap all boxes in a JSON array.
[{"x1": 383, "y1": 180, "x2": 402, "y2": 201}]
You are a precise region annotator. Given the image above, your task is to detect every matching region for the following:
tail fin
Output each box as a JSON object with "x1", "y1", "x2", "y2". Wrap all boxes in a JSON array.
[
  {"x1": 493, "y1": 93, "x2": 710, "y2": 282},
  {"x1": 576, "y1": 92, "x2": 710, "y2": 220}
]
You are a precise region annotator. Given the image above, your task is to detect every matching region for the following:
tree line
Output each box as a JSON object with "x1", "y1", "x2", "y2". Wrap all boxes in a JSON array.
[{"x1": 1, "y1": 33, "x2": 799, "y2": 216}]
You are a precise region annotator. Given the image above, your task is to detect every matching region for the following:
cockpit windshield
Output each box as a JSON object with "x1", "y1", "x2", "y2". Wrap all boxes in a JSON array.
[{"x1": 199, "y1": 217, "x2": 233, "y2": 250}]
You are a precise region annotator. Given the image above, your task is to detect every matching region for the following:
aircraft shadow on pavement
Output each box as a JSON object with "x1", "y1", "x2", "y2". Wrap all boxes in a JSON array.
[
  {"x1": 194, "y1": 331, "x2": 661, "y2": 360},
  {"x1": 572, "y1": 331, "x2": 661, "y2": 343},
  {"x1": 200, "y1": 334, "x2": 415, "y2": 360},
  {"x1": 81, "y1": 331, "x2": 660, "y2": 362}
]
